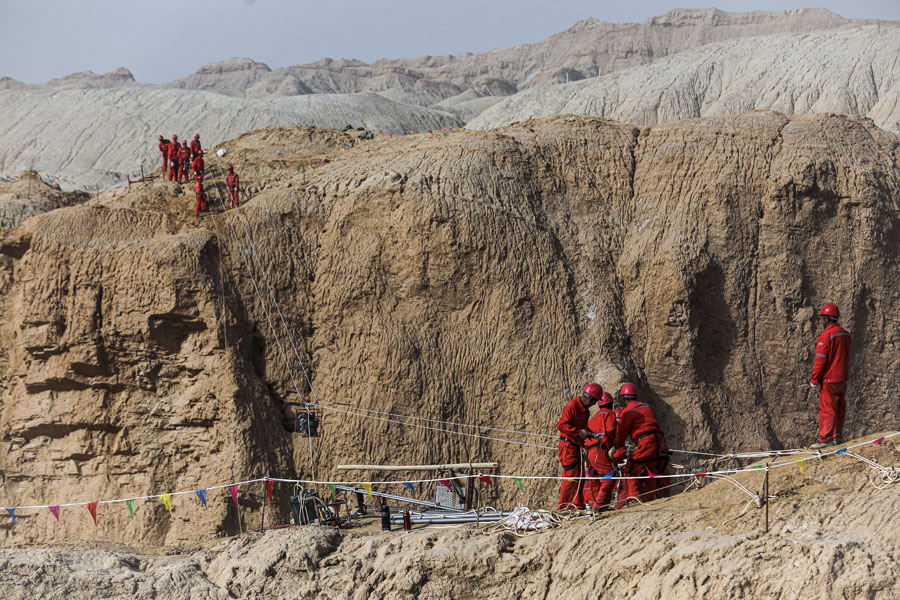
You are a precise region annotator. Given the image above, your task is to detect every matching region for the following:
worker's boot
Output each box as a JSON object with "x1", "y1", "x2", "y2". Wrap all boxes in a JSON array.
[{"x1": 809, "y1": 440, "x2": 830, "y2": 450}]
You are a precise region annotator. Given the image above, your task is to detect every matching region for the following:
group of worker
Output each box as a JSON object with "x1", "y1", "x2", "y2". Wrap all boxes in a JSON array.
[
  {"x1": 556, "y1": 302, "x2": 851, "y2": 510},
  {"x1": 156, "y1": 134, "x2": 241, "y2": 217}
]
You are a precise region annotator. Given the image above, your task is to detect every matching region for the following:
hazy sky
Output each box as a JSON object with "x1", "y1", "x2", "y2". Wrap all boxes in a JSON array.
[{"x1": 2, "y1": 0, "x2": 899, "y2": 84}]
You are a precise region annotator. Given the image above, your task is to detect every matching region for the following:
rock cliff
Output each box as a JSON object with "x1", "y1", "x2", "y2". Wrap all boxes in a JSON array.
[{"x1": 0, "y1": 113, "x2": 898, "y2": 551}]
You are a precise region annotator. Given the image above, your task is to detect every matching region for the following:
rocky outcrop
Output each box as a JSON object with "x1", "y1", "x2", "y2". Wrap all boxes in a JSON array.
[
  {"x1": 469, "y1": 24, "x2": 900, "y2": 132},
  {"x1": 45, "y1": 67, "x2": 138, "y2": 91},
  {"x1": 0, "y1": 172, "x2": 90, "y2": 233},
  {"x1": 0, "y1": 113, "x2": 897, "y2": 549}
]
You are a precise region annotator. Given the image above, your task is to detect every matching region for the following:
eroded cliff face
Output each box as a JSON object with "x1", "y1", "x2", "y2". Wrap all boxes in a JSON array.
[{"x1": 0, "y1": 113, "x2": 897, "y2": 546}]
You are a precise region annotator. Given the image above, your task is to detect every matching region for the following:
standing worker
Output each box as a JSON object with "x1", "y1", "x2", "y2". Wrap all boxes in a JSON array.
[
  {"x1": 556, "y1": 383, "x2": 601, "y2": 510},
  {"x1": 193, "y1": 175, "x2": 207, "y2": 217},
  {"x1": 158, "y1": 135, "x2": 170, "y2": 173},
  {"x1": 192, "y1": 150, "x2": 205, "y2": 181},
  {"x1": 584, "y1": 391, "x2": 617, "y2": 509},
  {"x1": 225, "y1": 164, "x2": 240, "y2": 208},
  {"x1": 190, "y1": 134, "x2": 202, "y2": 159},
  {"x1": 167, "y1": 134, "x2": 181, "y2": 182},
  {"x1": 180, "y1": 141, "x2": 191, "y2": 182},
  {"x1": 810, "y1": 303, "x2": 851, "y2": 449},
  {"x1": 611, "y1": 383, "x2": 670, "y2": 509}
]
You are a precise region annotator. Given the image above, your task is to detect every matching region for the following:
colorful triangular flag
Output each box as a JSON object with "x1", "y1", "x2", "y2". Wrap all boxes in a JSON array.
[
  {"x1": 477, "y1": 475, "x2": 493, "y2": 486},
  {"x1": 439, "y1": 479, "x2": 453, "y2": 491},
  {"x1": 873, "y1": 436, "x2": 885, "y2": 445},
  {"x1": 266, "y1": 480, "x2": 275, "y2": 505},
  {"x1": 5, "y1": 508, "x2": 15, "y2": 525},
  {"x1": 87, "y1": 502, "x2": 98, "y2": 525},
  {"x1": 327, "y1": 483, "x2": 337, "y2": 500},
  {"x1": 126, "y1": 499, "x2": 136, "y2": 519},
  {"x1": 160, "y1": 494, "x2": 173, "y2": 512},
  {"x1": 227, "y1": 484, "x2": 239, "y2": 508},
  {"x1": 402, "y1": 482, "x2": 416, "y2": 492},
  {"x1": 361, "y1": 483, "x2": 373, "y2": 499},
  {"x1": 48, "y1": 505, "x2": 61, "y2": 521},
  {"x1": 195, "y1": 489, "x2": 208, "y2": 507},
  {"x1": 602, "y1": 470, "x2": 616, "y2": 479},
  {"x1": 513, "y1": 477, "x2": 525, "y2": 494}
]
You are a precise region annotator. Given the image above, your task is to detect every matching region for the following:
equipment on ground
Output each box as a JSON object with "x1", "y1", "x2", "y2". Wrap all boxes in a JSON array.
[
  {"x1": 290, "y1": 488, "x2": 321, "y2": 525},
  {"x1": 295, "y1": 406, "x2": 321, "y2": 437}
]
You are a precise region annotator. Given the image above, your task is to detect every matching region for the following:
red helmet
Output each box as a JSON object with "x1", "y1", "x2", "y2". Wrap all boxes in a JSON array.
[
  {"x1": 599, "y1": 391, "x2": 613, "y2": 406},
  {"x1": 226, "y1": 164, "x2": 234, "y2": 170},
  {"x1": 582, "y1": 382, "x2": 603, "y2": 402},
  {"x1": 819, "y1": 303, "x2": 840, "y2": 318},
  {"x1": 194, "y1": 134, "x2": 200, "y2": 138},
  {"x1": 619, "y1": 383, "x2": 637, "y2": 399},
  {"x1": 172, "y1": 134, "x2": 178, "y2": 139},
  {"x1": 158, "y1": 135, "x2": 163, "y2": 140},
  {"x1": 198, "y1": 149, "x2": 204, "y2": 155}
]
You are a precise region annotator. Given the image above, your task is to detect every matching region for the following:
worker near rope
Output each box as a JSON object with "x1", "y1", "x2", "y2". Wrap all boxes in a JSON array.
[
  {"x1": 193, "y1": 175, "x2": 207, "y2": 217},
  {"x1": 225, "y1": 164, "x2": 240, "y2": 208},
  {"x1": 180, "y1": 141, "x2": 191, "y2": 182},
  {"x1": 167, "y1": 134, "x2": 181, "y2": 182},
  {"x1": 190, "y1": 133, "x2": 202, "y2": 159},
  {"x1": 611, "y1": 383, "x2": 670, "y2": 509},
  {"x1": 158, "y1": 136, "x2": 170, "y2": 173},
  {"x1": 192, "y1": 150, "x2": 205, "y2": 181},
  {"x1": 810, "y1": 303, "x2": 851, "y2": 449},
  {"x1": 556, "y1": 383, "x2": 601, "y2": 510},
  {"x1": 584, "y1": 391, "x2": 617, "y2": 509}
]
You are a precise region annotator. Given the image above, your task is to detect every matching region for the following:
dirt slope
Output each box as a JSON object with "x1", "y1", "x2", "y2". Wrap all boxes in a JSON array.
[
  {"x1": 0, "y1": 114, "x2": 898, "y2": 552},
  {"x1": 0, "y1": 436, "x2": 896, "y2": 599}
]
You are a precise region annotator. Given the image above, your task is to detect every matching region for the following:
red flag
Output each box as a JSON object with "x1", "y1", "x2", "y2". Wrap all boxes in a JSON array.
[
  {"x1": 87, "y1": 502, "x2": 98, "y2": 525},
  {"x1": 477, "y1": 475, "x2": 494, "y2": 486},
  {"x1": 439, "y1": 479, "x2": 452, "y2": 491},
  {"x1": 48, "y1": 505, "x2": 61, "y2": 521},
  {"x1": 228, "y1": 484, "x2": 239, "y2": 508},
  {"x1": 266, "y1": 480, "x2": 274, "y2": 505}
]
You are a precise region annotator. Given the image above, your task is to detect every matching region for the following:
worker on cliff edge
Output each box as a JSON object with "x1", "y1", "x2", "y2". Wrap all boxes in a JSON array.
[
  {"x1": 167, "y1": 134, "x2": 181, "y2": 182},
  {"x1": 193, "y1": 175, "x2": 207, "y2": 217},
  {"x1": 225, "y1": 164, "x2": 240, "y2": 208},
  {"x1": 179, "y1": 141, "x2": 191, "y2": 182},
  {"x1": 158, "y1": 136, "x2": 170, "y2": 173},
  {"x1": 809, "y1": 303, "x2": 851, "y2": 449},
  {"x1": 190, "y1": 133, "x2": 202, "y2": 159},
  {"x1": 584, "y1": 391, "x2": 617, "y2": 509},
  {"x1": 192, "y1": 150, "x2": 205, "y2": 182},
  {"x1": 556, "y1": 383, "x2": 601, "y2": 510},
  {"x1": 611, "y1": 383, "x2": 670, "y2": 509}
]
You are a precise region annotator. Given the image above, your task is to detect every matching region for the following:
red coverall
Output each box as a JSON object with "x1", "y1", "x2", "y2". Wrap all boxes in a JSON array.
[
  {"x1": 811, "y1": 323, "x2": 851, "y2": 442},
  {"x1": 584, "y1": 406, "x2": 617, "y2": 507},
  {"x1": 168, "y1": 142, "x2": 181, "y2": 181},
  {"x1": 226, "y1": 172, "x2": 240, "y2": 207},
  {"x1": 556, "y1": 397, "x2": 589, "y2": 510},
  {"x1": 194, "y1": 179, "x2": 207, "y2": 216},
  {"x1": 190, "y1": 138, "x2": 202, "y2": 159},
  {"x1": 180, "y1": 146, "x2": 191, "y2": 181},
  {"x1": 192, "y1": 155, "x2": 205, "y2": 181},
  {"x1": 158, "y1": 139, "x2": 170, "y2": 172},
  {"x1": 613, "y1": 401, "x2": 669, "y2": 508}
]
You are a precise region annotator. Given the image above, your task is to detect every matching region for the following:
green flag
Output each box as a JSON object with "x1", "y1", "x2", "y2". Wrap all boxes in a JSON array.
[
  {"x1": 126, "y1": 499, "x2": 136, "y2": 519},
  {"x1": 514, "y1": 477, "x2": 525, "y2": 494},
  {"x1": 327, "y1": 484, "x2": 337, "y2": 500}
]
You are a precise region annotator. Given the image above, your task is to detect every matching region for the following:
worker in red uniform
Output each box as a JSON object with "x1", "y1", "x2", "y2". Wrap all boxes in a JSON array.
[
  {"x1": 192, "y1": 150, "x2": 205, "y2": 181},
  {"x1": 158, "y1": 136, "x2": 170, "y2": 173},
  {"x1": 190, "y1": 134, "x2": 202, "y2": 159},
  {"x1": 810, "y1": 303, "x2": 851, "y2": 449},
  {"x1": 167, "y1": 134, "x2": 181, "y2": 182},
  {"x1": 193, "y1": 176, "x2": 207, "y2": 217},
  {"x1": 584, "y1": 391, "x2": 617, "y2": 509},
  {"x1": 556, "y1": 382, "x2": 601, "y2": 510},
  {"x1": 180, "y1": 141, "x2": 191, "y2": 181},
  {"x1": 225, "y1": 164, "x2": 240, "y2": 208},
  {"x1": 611, "y1": 383, "x2": 669, "y2": 509}
]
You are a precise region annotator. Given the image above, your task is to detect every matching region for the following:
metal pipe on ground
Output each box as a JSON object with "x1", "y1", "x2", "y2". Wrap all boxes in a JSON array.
[{"x1": 335, "y1": 485, "x2": 468, "y2": 513}]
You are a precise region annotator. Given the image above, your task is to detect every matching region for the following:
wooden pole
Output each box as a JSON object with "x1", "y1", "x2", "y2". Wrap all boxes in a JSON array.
[
  {"x1": 260, "y1": 476, "x2": 267, "y2": 533},
  {"x1": 337, "y1": 462, "x2": 498, "y2": 472},
  {"x1": 764, "y1": 464, "x2": 770, "y2": 534}
]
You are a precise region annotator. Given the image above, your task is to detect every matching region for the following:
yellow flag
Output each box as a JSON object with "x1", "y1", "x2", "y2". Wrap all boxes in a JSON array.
[
  {"x1": 361, "y1": 483, "x2": 373, "y2": 498},
  {"x1": 160, "y1": 494, "x2": 173, "y2": 512},
  {"x1": 563, "y1": 478, "x2": 575, "y2": 482},
  {"x1": 797, "y1": 459, "x2": 804, "y2": 474}
]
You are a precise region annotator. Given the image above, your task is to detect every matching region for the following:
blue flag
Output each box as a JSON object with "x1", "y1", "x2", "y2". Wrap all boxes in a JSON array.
[
  {"x1": 602, "y1": 470, "x2": 616, "y2": 479},
  {"x1": 402, "y1": 482, "x2": 415, "y2": 493},
  {"x1": 195, "y1": 489, "x2": 208, "y2": 507},
  {"x1": 835, "y1": 448, "x2": 847, "y2": 455},
  {"x1": 5, "y1": 508, "x2": 15, "y2": 524}
]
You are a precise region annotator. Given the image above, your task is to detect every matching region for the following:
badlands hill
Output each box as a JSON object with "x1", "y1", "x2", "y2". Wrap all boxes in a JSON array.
[
  {"x1": 0, "y1": 113, "x2": 898, "y2": 558},
  {"x1": 2, "y1": 8, "x2": 897, "y2": 190},
  {"x1": 470, "y1": 24, "x2": 900, "y2": 132}
]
